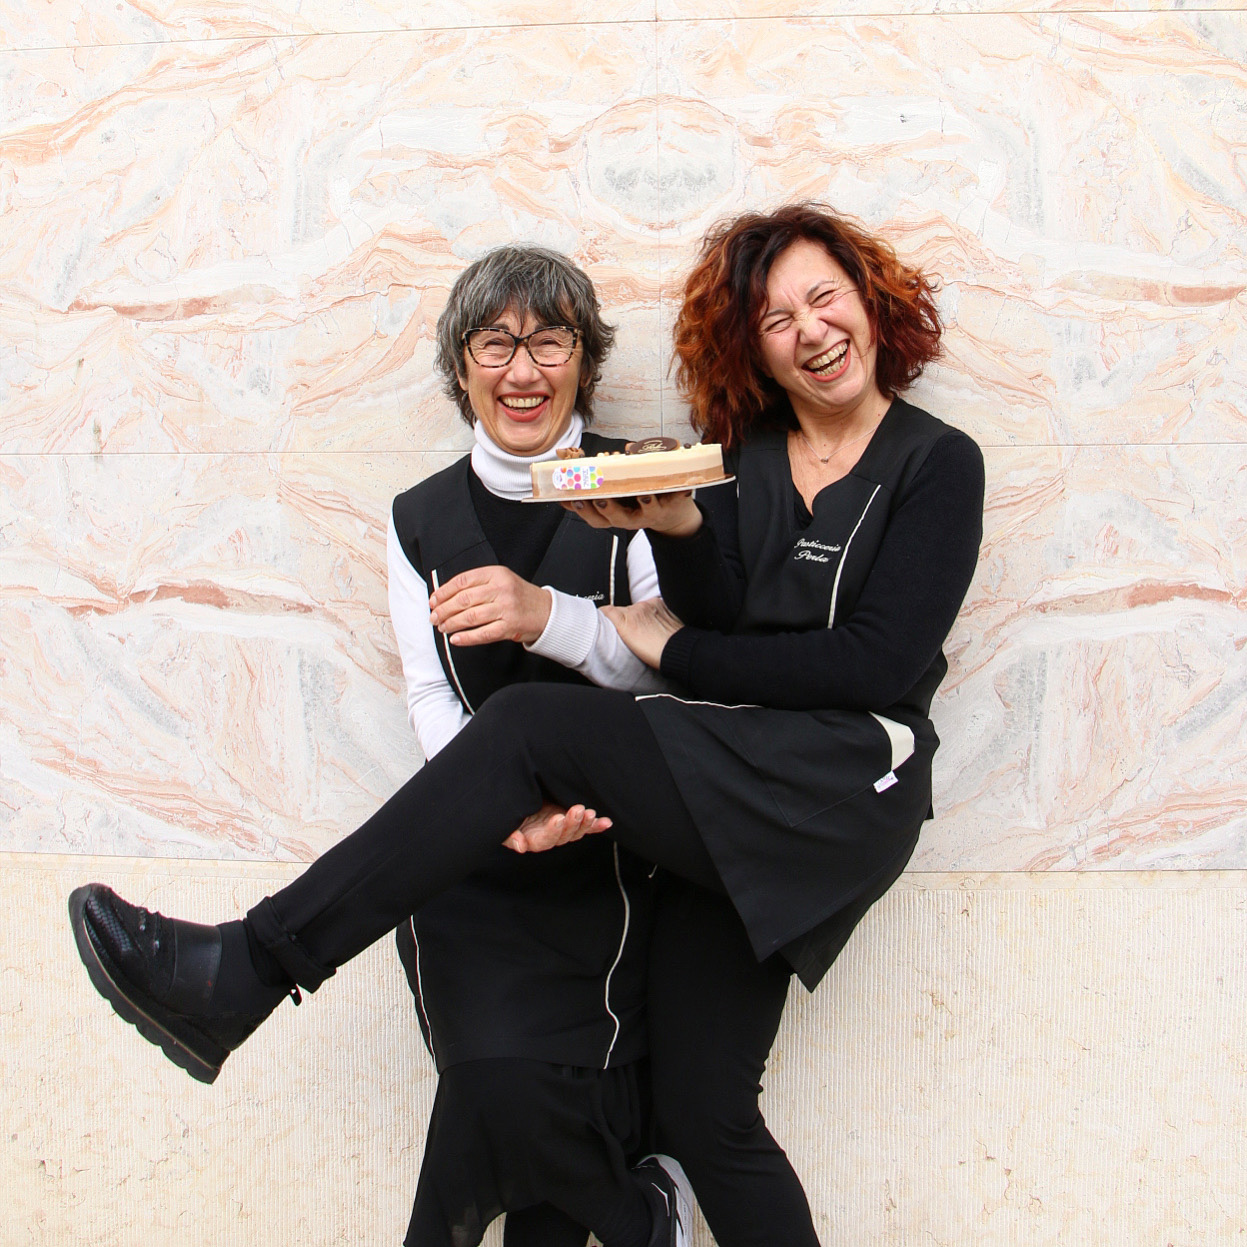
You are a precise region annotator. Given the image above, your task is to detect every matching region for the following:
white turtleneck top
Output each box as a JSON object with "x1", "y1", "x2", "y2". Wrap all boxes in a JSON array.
[{"x1": 386, "y1": 416, "x2": 668, "y2": 760}]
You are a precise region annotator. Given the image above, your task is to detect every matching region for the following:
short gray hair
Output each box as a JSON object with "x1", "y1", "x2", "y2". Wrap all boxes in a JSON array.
[{"x1": 434, "y1": 245, "x2": 617, "y2": 424}]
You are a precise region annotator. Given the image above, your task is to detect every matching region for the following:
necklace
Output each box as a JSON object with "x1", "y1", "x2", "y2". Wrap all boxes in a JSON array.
[{"x1": 794, "y1": 422, "x2": 877, "y2": 465}]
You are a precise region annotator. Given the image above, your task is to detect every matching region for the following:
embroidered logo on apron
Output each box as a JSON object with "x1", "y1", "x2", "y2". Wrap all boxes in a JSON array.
[{"x1": 791, "y1": 537, "x2": 842, "y2": 564}]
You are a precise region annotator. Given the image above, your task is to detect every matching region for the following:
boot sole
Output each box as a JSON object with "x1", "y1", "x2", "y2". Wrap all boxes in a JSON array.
[
  {"x1": 638, "y1": 1153, "x2": 694, "y2": 1247},
  {"x1": 68, "y1": 886, "x2": 225, "y2": 1085}
]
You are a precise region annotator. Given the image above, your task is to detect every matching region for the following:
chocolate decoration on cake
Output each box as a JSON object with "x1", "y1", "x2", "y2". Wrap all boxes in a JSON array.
[
  {"x1": 625, "y1": 436, "x2": 679, "y2": 455},
  {"x1": 555, "y1": 446, "x2": 585, "y2": 460}
]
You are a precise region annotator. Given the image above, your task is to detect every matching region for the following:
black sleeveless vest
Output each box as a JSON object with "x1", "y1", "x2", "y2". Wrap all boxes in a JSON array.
[
  {"x1": 389, "y1": 435, "x2": 652, "y2": 1072},
  {"x1": 393, "y1": 432, "x2": 635, "y2": 714}
]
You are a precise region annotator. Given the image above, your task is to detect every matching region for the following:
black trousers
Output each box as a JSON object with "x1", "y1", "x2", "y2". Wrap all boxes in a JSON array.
[
  {"x1": 646, "y1": 878, "x2": 821, "y2": 1247},
  {"x1": 406, "y1": 1059, "x2": 648, "y2": 1247},
  {"x1": 250, "y1": 686, "x2": 720, "y2": 981},
  {"x1": 250, "y1": 685, "x2": 821, "y2": 1246}
]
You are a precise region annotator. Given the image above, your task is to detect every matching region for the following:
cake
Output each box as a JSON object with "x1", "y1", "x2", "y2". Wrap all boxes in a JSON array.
[{"x1": 529, "y1": 437, "x2": 726, "y2": 501}]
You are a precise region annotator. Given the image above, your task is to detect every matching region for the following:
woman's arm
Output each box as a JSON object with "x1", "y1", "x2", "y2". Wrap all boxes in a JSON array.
[
  {"x1": 525, "y1": 531, "x2": 671, "y2": 693},
  {"x1": 659, "y1": 433, "x2": 985, "y2": 711},
  {"x1": 645, "y1": 482, "x2": 745, "y2": 631},
  {"x1": 387, "y1": 513, "x2": 472, "y2": 759},
  {"x1": 388, "y1": 511, "x2": 607, "y2": 849},
  {"x1": 561, "y1": 479, "x2": 745, "y2": 630}
]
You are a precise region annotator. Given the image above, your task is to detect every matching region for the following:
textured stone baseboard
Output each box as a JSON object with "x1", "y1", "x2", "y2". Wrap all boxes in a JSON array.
[{"x1": 4, "y1": 855, "x2": 1244, "y2": 1246}]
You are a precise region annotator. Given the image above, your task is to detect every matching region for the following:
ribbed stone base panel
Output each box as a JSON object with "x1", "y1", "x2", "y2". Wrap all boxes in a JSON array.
[{"x1": 5, "y1": 854, "x2": 1244, "y2": 1246}]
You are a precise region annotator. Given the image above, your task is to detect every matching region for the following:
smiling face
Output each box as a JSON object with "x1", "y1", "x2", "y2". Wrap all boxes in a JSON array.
[
  {"x1": 458, "y1": 306, "x2": 585, "y2": 457},
  {"x1": 756, "y1": 238, "x2": 886, "y2": 427}
]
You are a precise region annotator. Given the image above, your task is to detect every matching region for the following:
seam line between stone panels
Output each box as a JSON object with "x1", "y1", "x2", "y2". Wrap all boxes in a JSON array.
[
  {"x1": 655, "y1": 8, "x2": 667, "y2": 437},
  {"x1": 0, "y1": 17, "x2": 666, "y2": 56},
  {"x1": 7, "y1": 442, "x2": 1246, "y2": 458},
  {"x1": 2, "y1": 6, "x2": 1243, "y2": 54}
]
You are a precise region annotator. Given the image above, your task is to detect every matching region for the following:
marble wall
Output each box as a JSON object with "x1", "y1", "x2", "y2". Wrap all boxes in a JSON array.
[
  {"x1": 2, "y1": 3, "x2": 1244, "y2": 870},
  {"x1": 2, "y1": 1, "x2": 1245, "y2": 1243},
  {"x1": 2, "y1": 3, "x2": 1243, "y2": 872}
]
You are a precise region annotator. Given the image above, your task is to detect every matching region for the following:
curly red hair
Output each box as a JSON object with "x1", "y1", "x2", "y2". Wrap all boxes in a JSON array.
[{"x1": 673, "y1": 203, "x2": 942, "y2": 448}]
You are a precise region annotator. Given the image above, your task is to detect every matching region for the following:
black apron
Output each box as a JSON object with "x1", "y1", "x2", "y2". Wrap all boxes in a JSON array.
[
  {"x1": 640, "y1": 399, "x2": 952, "y2": 990},
  {"x1": 391, "y1": 435, "x2": 654, "y2": 1071}
]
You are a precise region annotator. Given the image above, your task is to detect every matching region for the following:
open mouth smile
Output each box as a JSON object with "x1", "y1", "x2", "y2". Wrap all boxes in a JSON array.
[
  {"x1": 803, "y1": 341, "x2": 849, "y2": 377},
  {"x1": 498, "y1": 394, "x2": 550, "y2": 419}
]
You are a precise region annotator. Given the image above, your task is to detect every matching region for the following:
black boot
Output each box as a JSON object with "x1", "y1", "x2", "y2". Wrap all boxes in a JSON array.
[
  {"x1": 634, "y1": 1155, "x2": 693, "y2": 1247},
  {"x1": 68, "y1": 884, "x2": 295, "y2": 1084}
]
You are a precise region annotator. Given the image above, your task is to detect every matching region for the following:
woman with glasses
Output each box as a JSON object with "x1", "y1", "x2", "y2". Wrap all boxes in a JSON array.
[
  {"x1": 75, "y1": 245, "x2": 691, "y2": 1247},
  {"x1": 71, "y1": 206, "x2": 985, "y2": 1246},
  {"x1": 383, "y1": 246, "x2": 694, "y2": 1247}
]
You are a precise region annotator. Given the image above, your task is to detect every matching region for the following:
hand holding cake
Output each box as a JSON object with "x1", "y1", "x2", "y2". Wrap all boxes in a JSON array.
[
  {"x1": 528, "y1": 436, "x2": 728, "y2": 539},
  {"x1": 565, "y1": 487, "x2": 704, "y2": 537},
  {"x1": 529, "y1": 436, "x2": 719, "y2": 535}
]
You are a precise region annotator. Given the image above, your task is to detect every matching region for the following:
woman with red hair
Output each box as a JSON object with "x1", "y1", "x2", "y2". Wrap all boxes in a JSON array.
[
  {"x1": 70, "y1": 205, "x2": 983, "y2": 1246},
  {"x1": 564, "y1": 202, "x2": 984, "y2": 1243}
]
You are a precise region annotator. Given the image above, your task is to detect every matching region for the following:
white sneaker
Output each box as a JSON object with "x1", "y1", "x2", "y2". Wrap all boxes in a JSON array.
[{"x1": 635, "y1": 1153, "x2": 693, "y2": 1247}]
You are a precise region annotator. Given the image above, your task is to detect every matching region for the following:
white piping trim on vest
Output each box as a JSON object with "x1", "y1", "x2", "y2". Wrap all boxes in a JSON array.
[
  {"x1": 431, "y1": 568, "x2": 475, "y2": 714},
  {"x1": 869, "y1": 712, "x2": 915, "y2": 771},
  {"x1": 635, "y1": 692, "x2": 761, "y2": 710},
  {"x1": 408, "y1": 915, "x2": 438, "y2": 1065},
  {"x1": 641, "y1": 695, "x2": 914, "y2": 770},
  {"x1": 608, "y1": 535, "x2": 619, "y2": 607},
  {"x1": 601, "y1": 843, "x2": 630, "y2": 1069},
  {"x1": 828, "y1": 483, "x2": 882, "y2": 626}
]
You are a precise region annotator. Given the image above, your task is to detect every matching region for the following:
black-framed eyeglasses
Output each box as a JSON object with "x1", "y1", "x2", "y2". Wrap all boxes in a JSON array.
[{"x1": 461, "y1": 325, "x2": 580, "y2": 368}]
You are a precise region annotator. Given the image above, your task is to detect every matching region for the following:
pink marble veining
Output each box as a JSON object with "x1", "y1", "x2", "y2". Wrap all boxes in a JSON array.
[
  {"x1": 658, "y1": 0, "x2": 1247, "y2": 18},
  {"x1": 925, "y1": 444, "x2": 1247, "y2": 871},
  {"x1": 0, "y1": 8, "x2": 1243, "y2": 873},
  {"x1": 0, "y1": 0, "x2": 660, "y2": 53},
  {"x1": 0, "y1": 451, "x2": 433, "y2": 859},
  {"x1": 0, "y1": 28, "x2": 666, "y2": 454},
  {"x1": 652, "y1": 14, "x2": 1247, "y2": 446}
]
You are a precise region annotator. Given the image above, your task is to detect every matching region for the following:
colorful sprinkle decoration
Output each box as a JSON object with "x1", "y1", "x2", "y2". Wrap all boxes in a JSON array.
[{"x1": 552, "y1": 464, "x2": 603, "y2": 491}]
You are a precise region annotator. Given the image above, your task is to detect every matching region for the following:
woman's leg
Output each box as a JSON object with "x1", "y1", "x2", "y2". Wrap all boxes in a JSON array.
[
  {"x1": 502, "y1": 1204, "x2": 589, "y2": 1247},
  {"x1": 250, "y1": 684, "x2": 718, "y2": 990},
  {"x1": 69, "y1": 683, "x2": 718, "y2": 1083},
  {"x1": 647, "y1": 878, "x2": 821, "y2": 1247}
]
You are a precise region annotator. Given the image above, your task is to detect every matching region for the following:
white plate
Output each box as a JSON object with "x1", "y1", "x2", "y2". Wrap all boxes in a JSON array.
[{"x1": 522, "y1": 473, "x2": 735, "y2": 503}]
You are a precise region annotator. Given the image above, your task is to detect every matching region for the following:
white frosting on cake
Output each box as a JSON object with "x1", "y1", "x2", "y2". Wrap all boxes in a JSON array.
[{"x1": 530, "y1": 443, "x2": 724, "y2": 499}]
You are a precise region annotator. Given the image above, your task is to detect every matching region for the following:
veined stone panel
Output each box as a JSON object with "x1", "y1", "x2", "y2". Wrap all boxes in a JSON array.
[
  {"x1": 928, "y1": 444, "x2": 1247, "y2": 871},
  {"x1": 653, "y1": 13, "x2": 1247, "y2": 447},
  {"x1": 6, "y1": 0, "x2": 1245, "y2": 53},
  {"x1": 0, "y1": 450, "x2": 432, "y2": 859},
  {"x1": 1, "y1": 8, "x2": 1242, "y2": 872},
  {"x1": 0, "y1": 26, "x2": 666, "y2": 454},
  {"x1": 2, "y1": 444, "x2": 1241, "y2": 867},
  {"x1": 0, "y1": 0, "x2": 659, "y2": 52},
  {"x1": 659, "y1": 0, "x2": 1247, "y2": 17}
]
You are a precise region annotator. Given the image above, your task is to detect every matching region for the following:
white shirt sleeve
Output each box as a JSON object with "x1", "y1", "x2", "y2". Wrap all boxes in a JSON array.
[
  {"x1": 387, "y1": 511, "x2": 472, "y2": 760},
  {"x1": 526, "y1": 530, "x2": 673, "y2": 694},
  {"x1": 625, "y1": 529, "x2": 661, "y2": 603}
]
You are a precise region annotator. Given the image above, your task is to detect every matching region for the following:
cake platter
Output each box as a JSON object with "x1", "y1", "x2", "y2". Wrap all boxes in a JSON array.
[
  {"x1": 524, "y1": 437, "x2": 732, "y2": 503},
  {"x1": 522, "y1": 474, "x2": 735, "y2": 503}
]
